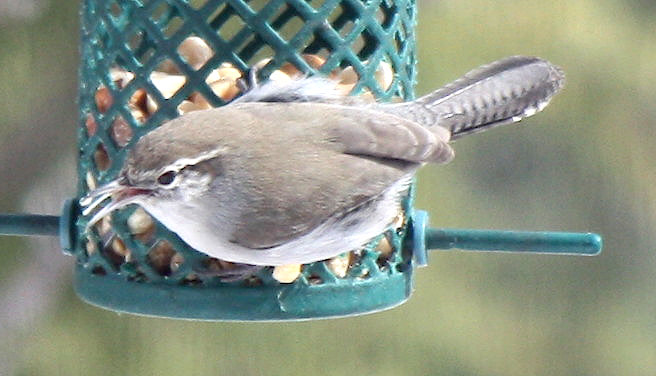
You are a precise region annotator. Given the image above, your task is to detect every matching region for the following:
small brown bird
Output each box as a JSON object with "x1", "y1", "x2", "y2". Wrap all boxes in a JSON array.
[{"x1": 82, "y1": 56, "x2": 565, "y2": 266}]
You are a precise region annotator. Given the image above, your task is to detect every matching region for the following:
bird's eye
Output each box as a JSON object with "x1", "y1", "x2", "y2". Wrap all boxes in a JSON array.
[{"x1": 157, "y1": 171, "x2": 177, "y2": 186}]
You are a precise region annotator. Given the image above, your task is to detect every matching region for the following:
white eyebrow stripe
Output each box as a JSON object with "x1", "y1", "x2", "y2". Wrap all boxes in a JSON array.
[{"x1": 165, "y1": 147, "x2": 227, "y2": 172}]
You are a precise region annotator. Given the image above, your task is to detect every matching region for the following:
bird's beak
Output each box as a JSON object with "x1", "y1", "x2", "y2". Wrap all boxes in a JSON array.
[{"x1": 80, "y1": 180, "x2": 149, "y2": 230}]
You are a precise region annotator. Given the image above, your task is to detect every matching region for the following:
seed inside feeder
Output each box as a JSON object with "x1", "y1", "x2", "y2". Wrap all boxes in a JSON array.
[
  {"x1": 272, "y1": 264, "x2": 302, "y2": 283},
  {"x1": 94, "y1": 87, "x2": 113, "y2": 113},
  {"x1": 325, "y1": 253, "x2": 351, "y2": 278}
]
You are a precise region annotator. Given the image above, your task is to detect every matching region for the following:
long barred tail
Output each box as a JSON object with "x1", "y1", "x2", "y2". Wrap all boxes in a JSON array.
[{"x1": 382, "y1": 56, "x2": 565, "y2": 139}]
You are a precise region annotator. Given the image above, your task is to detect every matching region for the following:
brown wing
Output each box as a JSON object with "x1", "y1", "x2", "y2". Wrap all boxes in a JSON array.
[
  {"x1": 211, "y1": 102, "x2": 450, "y2": 249},
  {"x1": 325, "y1": 106, "x2": 454, "y2": 164}
]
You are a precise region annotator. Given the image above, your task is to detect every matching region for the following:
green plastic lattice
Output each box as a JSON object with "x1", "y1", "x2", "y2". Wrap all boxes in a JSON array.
[{"x1": 75, "y1": 0, "x2": 418, "y2": 320}]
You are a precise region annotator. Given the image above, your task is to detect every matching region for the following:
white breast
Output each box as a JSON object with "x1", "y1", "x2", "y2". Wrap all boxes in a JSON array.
[{"x1": 139, "y1": 175, "x2": 412, "y2": 266}]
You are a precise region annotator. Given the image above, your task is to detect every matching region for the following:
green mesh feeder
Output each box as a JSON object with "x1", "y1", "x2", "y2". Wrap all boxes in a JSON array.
[{"x1": 0, "y1": 0, "x2": 602, "y2": 321}]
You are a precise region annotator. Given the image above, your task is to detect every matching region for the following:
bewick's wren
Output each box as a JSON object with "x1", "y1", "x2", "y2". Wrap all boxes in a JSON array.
[{"x1": 81, "y1": 56, "x2": 564, "y2": 266}]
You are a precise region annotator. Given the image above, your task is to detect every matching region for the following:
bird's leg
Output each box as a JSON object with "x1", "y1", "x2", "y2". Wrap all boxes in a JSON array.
[{"x1": 192, "y1": 259, "x2": 264, "y2": 282}]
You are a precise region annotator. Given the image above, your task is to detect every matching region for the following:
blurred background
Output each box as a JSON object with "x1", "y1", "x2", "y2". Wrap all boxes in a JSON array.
[{"x1": 1, "y1": 0, "x2": 655, "y2": 374}]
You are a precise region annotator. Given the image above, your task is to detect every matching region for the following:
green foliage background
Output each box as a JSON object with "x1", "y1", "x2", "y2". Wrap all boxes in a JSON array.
[{"x1": 1, "y1": 0, "x2": 656, "y2": 374}]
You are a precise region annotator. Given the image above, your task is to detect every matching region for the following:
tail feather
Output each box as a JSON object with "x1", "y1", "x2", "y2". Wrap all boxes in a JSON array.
[{"x1": 382, "y1": 56, "x2": 565, "y2": 139}]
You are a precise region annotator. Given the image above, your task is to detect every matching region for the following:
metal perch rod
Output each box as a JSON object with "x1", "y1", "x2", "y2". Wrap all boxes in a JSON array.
[
  {"x1": 426, "y1": 228, "x2": 602, "y2": 255},
  {"x1": 0, "y1": 214, "x2": 60, "y2": 237}
]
